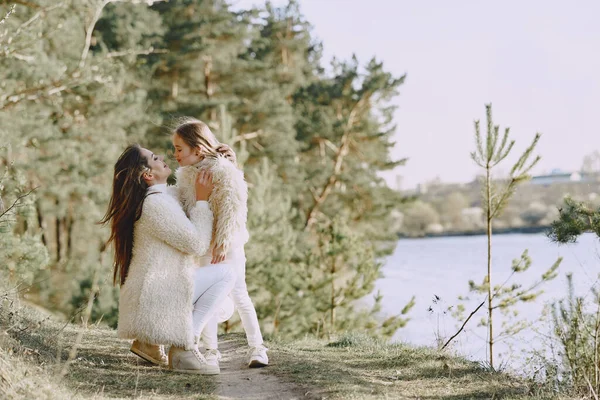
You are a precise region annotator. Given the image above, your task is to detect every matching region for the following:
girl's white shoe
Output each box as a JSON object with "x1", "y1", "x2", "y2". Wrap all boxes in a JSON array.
[
  {"x1": 204, "y1": 348, "x2": 222, "y2": 368},
  {"x1": 248, "y1": 345, "x2": 268, "y2": 368}
]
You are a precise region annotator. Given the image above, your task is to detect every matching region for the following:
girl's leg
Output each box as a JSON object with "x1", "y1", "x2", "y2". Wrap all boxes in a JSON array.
[
  {"x1": 191, "y1": 264, "x2": 236, "y2": 339},
  {"x1": 230, "y1": 262, "x2": 264, "y2": 347}
]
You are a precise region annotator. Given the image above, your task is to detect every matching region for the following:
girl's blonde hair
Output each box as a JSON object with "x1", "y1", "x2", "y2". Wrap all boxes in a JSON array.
[{"x1": 174, "y1": 118, "x2": 221, "y2": 159}]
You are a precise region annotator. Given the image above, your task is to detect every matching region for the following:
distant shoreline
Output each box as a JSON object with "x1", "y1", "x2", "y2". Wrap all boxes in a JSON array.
[{"x1": 398, "y1": 225, "x2": 551, "y2": 239}]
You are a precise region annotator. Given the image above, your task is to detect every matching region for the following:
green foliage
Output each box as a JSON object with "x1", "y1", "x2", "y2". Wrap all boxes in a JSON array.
[
  {"x1": 545, "y1": 197, "x2": 600, "y2": 396},
  {"x1": 0, "y1": 160, "x2": 49, "y2": 285},
  {"x1": 1, "y1": 0, "x2": 411, "y2": 340},
  {"x1": 456, "y1": 250, "x2": 560, "y2": 337},
  {"x1": 549, "y1": 274, "x2": 600, "y2": 396},
  {"x1": 445, "y1": 104, "x2": 557, "y2": 369},
  {"x1": 0, "y1": 0, "x2": 151, "y2": 317},
  {"x1": 294, "y1": 218, "x2": 414, "y2": 339},
  {"x1": 400, "y1": 200, "x2": 440, "y2": 236},
  {"x1": 471, "y1": 104, "x2": 541, "y2": 219},
  {"x1": 548, "y1": 196, "x2": 600, "y2": 243}
]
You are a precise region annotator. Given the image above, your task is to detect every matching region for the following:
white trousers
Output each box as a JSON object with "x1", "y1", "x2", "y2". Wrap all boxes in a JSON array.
[
  {"x1": 191, "y1": 263, "x2": 236, "y2": 340},
  {"x1": 198, "y1": 250, "x2": 264, "y2": 349}
]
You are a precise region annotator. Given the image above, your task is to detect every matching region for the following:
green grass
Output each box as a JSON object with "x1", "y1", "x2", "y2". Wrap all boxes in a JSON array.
[
  {"x1": 0, "y1": 299, "x2": 577, "y2": 400},
  {"x1": 1, "y1": 298, "x2": 218, "y2": 399},
  {"x1": 266, "y1": 332, "x2": 571, "y2": 400}
]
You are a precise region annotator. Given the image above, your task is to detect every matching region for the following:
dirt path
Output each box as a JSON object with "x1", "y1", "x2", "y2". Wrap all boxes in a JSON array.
[
  {"x1": 6, "y1": 302, "x2": 314, "y2": 400},
  {"x1": 43, "y1": 325, "x2": 314, "y2": 399},
  {"x1": 215, "y1": 335, "x2": 309, "y2": 400}
]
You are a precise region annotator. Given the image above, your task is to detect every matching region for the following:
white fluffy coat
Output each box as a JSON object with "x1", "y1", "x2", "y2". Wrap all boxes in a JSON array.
[
  {"x1": 175, "y1": 156, "x2": 249, "y2": 256},
  {"x1": 117, "y1": 184, "x2": 213, "y2": 349}
]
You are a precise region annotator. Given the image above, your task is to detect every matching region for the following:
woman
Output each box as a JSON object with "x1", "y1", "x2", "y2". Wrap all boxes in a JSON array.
[{"x1": 100, "y1": 144, "x2": 235, "y2": 375}]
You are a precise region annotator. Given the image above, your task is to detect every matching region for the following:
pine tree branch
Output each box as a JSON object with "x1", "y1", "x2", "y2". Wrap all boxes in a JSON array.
[
  {"x1": 13, "y1": 2, "x2": 65, "y2": 38},
  {"x1": 0, "y1": 79, "x2": 76, "y2": 110},
  {"x1": 80, "y1": 0, "x2": 169, "y2": 68},
  {"x1": 304, "y1": 95, "x2": 368, "y2": 229},
  {"x1": 80, "y1": 0, "x2": 112, "y2": 69},
  {"x1": 494, "y1": 127, "x2": 511, "y2": 163},
  {"x1": 313, "y1": 137, "x2": 339, "y2": 153},
  {"x1": 0, "y1": 4, "x2": 15, "y2": 25},
  {"x1": 231, "y1": 130, "x2": 264, "y2": 144},
  {"x1": 485, "y1": 105, "x2": 494, "y2": 162},
  {"x1": 0, "y1": 0, "x2": 165, "y2": 110},
  {"x1": 442, "y1": 299, "x2": 486, "y2": 350},
  {"x1": 0, "y1": 187, "x2": 37, "y2": 220},
  {"x1": 490, "y1": 125, "x2": 500, "y2": 161},
  {"x1": 1, "y1": 1, "x2": 39, "y2": 8},
  {"x1": 510, "y1": 133, "x2": 541, "y2": 176},
  {"x1": 106, "y1": 47, "x2": 168, "y2": 58},
  {"x1": 474, "y1": 120, "x2": 484, "y2": 161}
]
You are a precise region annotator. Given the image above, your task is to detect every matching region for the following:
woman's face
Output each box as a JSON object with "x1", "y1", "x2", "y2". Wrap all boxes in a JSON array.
[
  {"x1": 173, "y1": 134, "x2": 203, "y2": 166},
  {"x1": 139, "y1": 147, "x2": 170, "y2": 183}
]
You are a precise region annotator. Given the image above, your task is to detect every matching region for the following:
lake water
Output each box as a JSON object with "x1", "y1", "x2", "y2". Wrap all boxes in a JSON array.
[{"x1": 377, "y1": 233, "x2": 600, "y2": 369}]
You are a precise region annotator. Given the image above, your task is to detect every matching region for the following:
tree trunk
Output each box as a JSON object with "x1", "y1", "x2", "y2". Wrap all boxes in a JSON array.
[
  {"x1": 66, "y1": 210, "x2": 74, "y2": 259},
  {"x1": 330, "y1": 256, "x2": 336, "y2": 334},
  {"x1": 35, "y1": 201, "x2": 47, "y2": 247},
  {"x1": 203, "y1": 55, "x2": 217, "y2": 121},
  {"x1": 273, "y1": 295, "x2": 281, "y2": 334},
  {"x1": 55, "y1": 199, "x2": 61, "y2": 262},
  {"x1": 486, "y1": 164, "x2": 494, "y2": 369},
  {"x1": 171, "y1": 68, "x2": 179, "y2": 99}
]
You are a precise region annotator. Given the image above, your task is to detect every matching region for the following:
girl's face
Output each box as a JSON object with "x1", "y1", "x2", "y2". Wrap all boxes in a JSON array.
[{"x1": 173, "y1": 134, "x2": 203, "y2": 166}]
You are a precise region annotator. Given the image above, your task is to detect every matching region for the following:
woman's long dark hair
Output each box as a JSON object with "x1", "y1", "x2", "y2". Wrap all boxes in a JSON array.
[{"x1": 100, "y1": 144, "x2": 151, "y2": 286}]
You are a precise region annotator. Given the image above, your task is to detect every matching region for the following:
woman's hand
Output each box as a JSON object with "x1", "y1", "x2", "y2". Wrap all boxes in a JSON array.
[
  {"x1": 216, "y1": 144, "x2": 237, "y2": 164},
  {"x1": 195, "y1": 170, "x2": 213, "y2": 201},
  {"x1": 211, "y1": 245, "x2": 226, "y2": 264}
]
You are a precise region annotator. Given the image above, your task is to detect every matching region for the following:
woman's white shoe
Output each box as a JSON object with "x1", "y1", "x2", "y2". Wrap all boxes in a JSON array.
[
  {"x1": 248, "y1": 345, "x2": 268, "y2": 368},
  {"x1": 168, "y1": 346, "x2": 220, "y2": 374}
]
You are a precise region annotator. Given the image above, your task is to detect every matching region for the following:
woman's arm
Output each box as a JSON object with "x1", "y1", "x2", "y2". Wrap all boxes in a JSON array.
[{"x1": 143, "y1": 195, "x2": 213, "y2": 257}]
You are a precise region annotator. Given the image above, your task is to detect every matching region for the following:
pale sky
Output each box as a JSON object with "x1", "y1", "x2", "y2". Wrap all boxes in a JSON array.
[{"x1": 233, "y1": 0, "x2": 600, "y2": 189}]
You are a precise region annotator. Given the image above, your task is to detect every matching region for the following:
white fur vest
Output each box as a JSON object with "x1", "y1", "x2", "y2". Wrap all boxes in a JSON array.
[
  {"x1": 175, "y1": 156, "x2": 249, "y2": 256},
  {"x1": 117, "y1": 184, "x2": 213, "y2": 349}
]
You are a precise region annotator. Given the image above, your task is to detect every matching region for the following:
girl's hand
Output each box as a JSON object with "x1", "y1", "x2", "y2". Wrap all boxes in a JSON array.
[
  {"x1": 216, "y1": 144, "x2": 237, "y2": 164},
  {"x1": 195, "y1": 171, "x2": 213, "y2": 201},
  {"x1": 211, "y1": 245, "x2": 226, "y2": 264}
]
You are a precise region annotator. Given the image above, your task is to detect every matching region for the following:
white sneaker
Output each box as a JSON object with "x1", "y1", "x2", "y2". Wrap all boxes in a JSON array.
[
  {"x1": 168, "y1": 346, "x2": 220, "y2": 375},
  {"x1": 204, "y1": 349, "x2": 221, "y2": 368},
  {"x1": 248, "y1": 345, "x2": 268, "y2": 368}
]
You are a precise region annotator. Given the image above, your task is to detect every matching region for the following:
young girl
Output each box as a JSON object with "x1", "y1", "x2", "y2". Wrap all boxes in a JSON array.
[{"x1": 172, "y1": 118, "x2": 268, "y2": 368}]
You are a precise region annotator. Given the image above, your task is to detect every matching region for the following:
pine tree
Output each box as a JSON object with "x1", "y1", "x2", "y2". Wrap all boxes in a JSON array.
[
  {"x1": 300, "y1": 217, "x2": 414, "y2": 339},
  {"x1": 244, "y1": 157, "x2": 302, "y2": 336},
  {"x1": 548, "y1": 197, "x2": 600, "y2": 243},
  {"x1": 0, "y1": 0, "x2": 158, "y2": 315},
  {"x1": 146, "y1": 0, "x2": 255, "y2": 145},
  {"x1": 293, "y1": 57, "x2": 408, "y2": 253},
  {"x1": 445, "y1": 104, "x2": 560, "y2": 368}
]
